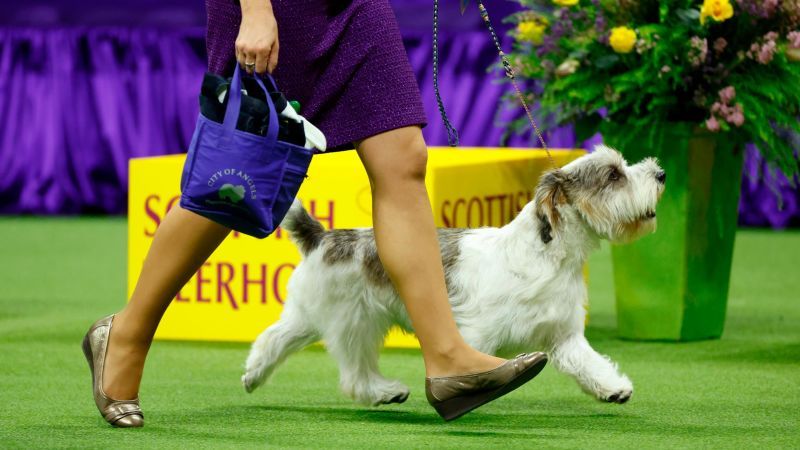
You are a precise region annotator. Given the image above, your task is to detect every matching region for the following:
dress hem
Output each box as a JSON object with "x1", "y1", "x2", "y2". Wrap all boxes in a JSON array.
[{"x1": 324, "y1": 116, "x2": 429, "y2": 152}]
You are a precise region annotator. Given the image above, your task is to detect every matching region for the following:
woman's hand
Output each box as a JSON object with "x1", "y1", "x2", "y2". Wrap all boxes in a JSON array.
[{"x1": 236, "y1": 0, "x2": 279, "y2": 75}]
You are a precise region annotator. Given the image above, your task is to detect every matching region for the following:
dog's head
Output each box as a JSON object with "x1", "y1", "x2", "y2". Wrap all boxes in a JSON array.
[{"x1": 534, "y1": 145, "x2": 665, "y2": 244}]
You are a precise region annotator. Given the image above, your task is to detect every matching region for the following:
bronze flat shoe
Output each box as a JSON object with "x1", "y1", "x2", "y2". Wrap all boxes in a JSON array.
[
  {"x1": 81, "y1": 315, "x2": 144, "y2": 428},
  {"x1": 425, "y1": 352, "x2": 547, "y2": 421}
]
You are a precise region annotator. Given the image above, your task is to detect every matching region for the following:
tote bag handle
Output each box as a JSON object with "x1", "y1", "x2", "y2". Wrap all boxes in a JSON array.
[{"x1": 222, "y1": 65, "x2": 280, "y2": 150}]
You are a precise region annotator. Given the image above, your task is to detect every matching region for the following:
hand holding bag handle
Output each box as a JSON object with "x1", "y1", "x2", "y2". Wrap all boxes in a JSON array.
[{"x1": 223, "y1": 65, "x2": 280, "y2": 149}]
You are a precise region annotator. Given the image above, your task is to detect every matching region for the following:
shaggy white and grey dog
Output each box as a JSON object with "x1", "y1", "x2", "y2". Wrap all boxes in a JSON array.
[{"x1": 242, "y1": 146, "x2": 665, "y2": 407}]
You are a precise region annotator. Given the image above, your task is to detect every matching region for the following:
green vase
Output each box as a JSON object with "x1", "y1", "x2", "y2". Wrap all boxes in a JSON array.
[{"x1": 604, "y1": 123, "x2": 744, "y2": 341}]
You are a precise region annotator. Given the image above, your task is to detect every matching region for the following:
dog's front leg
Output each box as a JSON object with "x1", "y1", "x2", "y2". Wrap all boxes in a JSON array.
[{"x1": 550, "y1": 333, "x2": 633, "y2": 403}]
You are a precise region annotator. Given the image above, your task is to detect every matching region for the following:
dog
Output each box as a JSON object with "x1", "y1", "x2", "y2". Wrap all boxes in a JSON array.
[{"x1": 242, "y1": 146, "x2": 665, "y2": 406}]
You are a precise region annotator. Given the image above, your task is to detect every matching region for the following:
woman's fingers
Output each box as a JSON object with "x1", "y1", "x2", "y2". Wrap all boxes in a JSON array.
[
  {"x1": 235, "y1": 41, "x2": 255, "y2": 74},
  {"x1": 255, "y1": 43, "x2": 271, "y2": 75},
  {"x1": 268, "y1": 40, "x2": 279, "y2": 74},
  {"x1": 236, "y1": 42, "x2": 274, "y2": 75}
]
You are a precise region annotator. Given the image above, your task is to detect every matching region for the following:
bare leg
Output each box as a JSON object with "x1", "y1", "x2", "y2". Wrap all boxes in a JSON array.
[
  {"x1": 355, "y1": 126, "x2": 504, "y2": 377},
  {"x1": 102, "y1": 206, "x2": 230, "y2": 400},
  {"x1": 103, "y1": 125, "x2": 500, "y2": 399}
]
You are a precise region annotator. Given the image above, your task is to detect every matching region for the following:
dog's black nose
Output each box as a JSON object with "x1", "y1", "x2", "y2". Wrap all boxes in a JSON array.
[{"x1": 656, "y1": 170, "x2": 666, "y2": 184}]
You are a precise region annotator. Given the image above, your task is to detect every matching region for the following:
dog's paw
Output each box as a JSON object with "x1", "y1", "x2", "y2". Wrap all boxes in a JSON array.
[
  {"x1": 603, "y1": 388, "x2": 633, "y2": 404},
  {"x1": 344, "y1": 379, "x2": 410, "y2": 406},
  {"x1": 589, "y1": 376, "x2": 633, "y2": 404},
  {"x1": 370, "y1": 381, "x2": 410, "y2": 406},
  {"x1": 241, "y1": 372, "x2": 263, "y2": 394}
]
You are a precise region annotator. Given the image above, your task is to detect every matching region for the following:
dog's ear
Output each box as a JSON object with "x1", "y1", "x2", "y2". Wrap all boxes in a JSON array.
[{"x1": 534, "y1": 170, "x2": 569, "y2": 244}]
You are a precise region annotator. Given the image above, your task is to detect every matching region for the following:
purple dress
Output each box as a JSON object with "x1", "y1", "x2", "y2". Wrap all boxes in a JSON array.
[{"x1": 205, "y1": 0, "x2": 428, "y2": 151}]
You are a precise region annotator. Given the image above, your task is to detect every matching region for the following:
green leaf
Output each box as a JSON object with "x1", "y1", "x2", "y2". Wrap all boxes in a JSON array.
[
  {"x1": 659, "y1": 2, "x2": 670, "y2": 23},
  {"x1": 594, "y1": 54, "x2": 620, "y2": 69},
  {"x1": 676, "y1": 8, "x2": 700, "y2": 25}
]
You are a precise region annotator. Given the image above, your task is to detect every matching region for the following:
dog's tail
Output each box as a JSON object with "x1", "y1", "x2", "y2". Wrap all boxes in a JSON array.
[{"x1": 280, "y1": 199, "x2": 325, "y2": 255}]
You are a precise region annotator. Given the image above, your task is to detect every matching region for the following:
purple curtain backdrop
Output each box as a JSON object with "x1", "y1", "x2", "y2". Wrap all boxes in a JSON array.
[
  {"x1": 0, "y1": 27, "x2": 205, "y2": 213},
  {"x1": 0, "y1": 0, "x2": 798, "y2": 226}
]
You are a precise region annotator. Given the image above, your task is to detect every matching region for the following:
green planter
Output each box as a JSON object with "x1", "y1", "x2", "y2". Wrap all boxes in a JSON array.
[{"x1": 605, "y1": 123, "x2": 744, "y2": 341}]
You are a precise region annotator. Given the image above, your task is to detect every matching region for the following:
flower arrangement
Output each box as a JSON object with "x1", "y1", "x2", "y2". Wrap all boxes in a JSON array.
[{"x1": 507, "y1": 0, "x2": 800, "y2": 177}]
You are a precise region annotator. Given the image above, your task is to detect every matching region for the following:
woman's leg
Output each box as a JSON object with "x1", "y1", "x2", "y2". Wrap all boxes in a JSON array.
[
  {"x1": 102, "y1": 124, "x2": 501, "y2": 399},
  {"x1": 102, "y1": 206, "x2": 230, "y2": 400},
  {"x1": 355, "y1": 126, "x2": 505, "y2": 377}
]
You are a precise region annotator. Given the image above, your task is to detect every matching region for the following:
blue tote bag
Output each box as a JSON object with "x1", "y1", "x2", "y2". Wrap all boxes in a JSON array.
[{"x1": 180, "y1": 66, "x2": 314, "y2": 238}]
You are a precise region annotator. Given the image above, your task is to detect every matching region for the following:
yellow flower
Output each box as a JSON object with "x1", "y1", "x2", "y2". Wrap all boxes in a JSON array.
[
  {"x1": 553, "y1": 0, "x2": 579, "y2": 6},
  {"x1": 609, "y1": 26, "x2": 637, "y2": 54},
  {"x1": 700, "y1": 0, "x2": 734, "y2": 24},
  {"x1": 517, "y1": 19, "x2": 548, "y2": 45}
]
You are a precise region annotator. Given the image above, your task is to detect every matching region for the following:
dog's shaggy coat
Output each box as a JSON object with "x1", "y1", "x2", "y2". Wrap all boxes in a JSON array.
[{"x1": 242, "y1": 146, "x2": 665, "y2": 406}]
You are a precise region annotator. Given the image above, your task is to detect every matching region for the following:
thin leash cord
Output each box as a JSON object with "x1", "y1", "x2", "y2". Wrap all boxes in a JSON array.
[
  {"x1": 433, "y1": 0, "x2": 459, "y2": 146},
  {"x1": 431, "y1": 0, "x2": 559, "y2": 169},
  {"x1": 477, "y1": 2, "x2": 558, "y2": 169}
]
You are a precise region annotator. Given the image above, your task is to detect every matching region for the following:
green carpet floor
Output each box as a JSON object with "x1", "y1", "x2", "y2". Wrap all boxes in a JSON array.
[{"x1": 0, "y1": 217, "x2": 798, "y2": 449}]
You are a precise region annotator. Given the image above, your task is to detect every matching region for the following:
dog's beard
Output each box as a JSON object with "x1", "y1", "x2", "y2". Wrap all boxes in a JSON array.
[
  {"x1": 607, "y1": 188, "x2": 662, "y2": 244},
  {"x1": 610, "y1": 215, "x2": 657, "y2": 244},
  {"x1": 575, "y1": 203, "x2": 657, "y2": 244},
  {"x1": 581, "y1": 203, "x2": 658, "y2": 244}
]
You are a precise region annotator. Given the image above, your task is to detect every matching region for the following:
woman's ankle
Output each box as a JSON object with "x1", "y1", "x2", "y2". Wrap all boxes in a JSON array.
[
  {"x1": 111, "y1": 311, "x2": 155, "y2": 350},
  {"x1": 102, "y1": 312, "x2": 150, "y2": 400},
  {"x1": 102, "y1": 339, "x2": 147, "y2": 400},
  {"x1": 423, "y1": 343, "x2": 505, "y2": 377}
]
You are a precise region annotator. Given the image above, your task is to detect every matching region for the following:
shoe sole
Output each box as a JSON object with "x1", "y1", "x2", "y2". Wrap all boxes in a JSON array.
[{"x1": 431, "y1": 355, "x2": 548, "y2": 421}]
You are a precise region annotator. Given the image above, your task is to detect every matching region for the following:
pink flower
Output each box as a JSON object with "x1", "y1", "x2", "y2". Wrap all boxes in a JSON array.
[
  {"x1": 747, "y1": 32, "x2": 779, "y2": 64},
  {"x1": 711, "y1": 101, "x2": 722, "y2": 113},
  {"x1": 729, "y1": 110, "x2": 745, "y2": 127},
  {"x1": 689, "y1": 36, "x2": 709, "y2": 67},
  {"x1": 758, "y1": 40, "x2": 777, "y2": 64},
  {"x1": 714, "y1": 37, "x2": 728, "y2": 53},
  {"x1": 788, "y1": 31, "x2": 800, "y2": 49},
  {"x1": 718, "y1": 102, "x2": 745, "y2": 127},
  {"x1": 719, "y1": 86, "x2": 736, "y2": 103},
  {"x1": 765, "y1": 0, "x2": 779, "y2": 15},
  {"x1": 661, "y1": 65, "x2": 672, "y2": 73},
  {"x1": 706, "y1": 116, "x2": 721, "y2": 132}
]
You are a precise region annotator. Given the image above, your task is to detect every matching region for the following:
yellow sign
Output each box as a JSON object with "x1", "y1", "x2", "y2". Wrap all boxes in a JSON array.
[{"x1": 128, "y1": 148, "x2": 584, "y2": 347}]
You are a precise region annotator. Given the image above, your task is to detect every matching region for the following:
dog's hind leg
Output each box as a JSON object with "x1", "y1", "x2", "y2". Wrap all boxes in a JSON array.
[
  {"x1": 323, "y1": 313, "x2": 410, "y2": 406},
  {"x1": 242, "y1": 307, "x2": 319, "y2": 393}
]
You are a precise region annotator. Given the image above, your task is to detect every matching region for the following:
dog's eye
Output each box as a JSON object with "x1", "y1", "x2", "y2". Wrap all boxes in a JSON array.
[{"x1": 608, "y1": 168, "x2": 620, "y2": 182}]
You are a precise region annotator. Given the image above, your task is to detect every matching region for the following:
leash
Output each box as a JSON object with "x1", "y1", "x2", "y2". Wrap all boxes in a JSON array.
[
  {"x1": 432, "y1": 0, "x2": 559, "y2": 170},
  {"x1": 432, "y1": 0, "x2": 460, "y2": 147}
]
